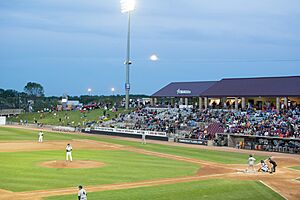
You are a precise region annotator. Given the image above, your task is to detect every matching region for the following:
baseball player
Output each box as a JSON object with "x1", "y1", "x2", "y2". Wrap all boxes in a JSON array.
[
  {"x1": 246, "y1": 154, "x2": 256, "y2": 172},
  {"x1": 258, "y1": 160, "x2": 269, "y2": 172},
  {"x1": 78, "y1": 185, "x2": 87, "y2": 200},
  {"x1": 268, "y1": 157, "x2": 277, "y2": 173},
  {"x1": 141, "y1": 132, "x2": 146, "y2": 144},
  {"x1": 38, "y1": 131, "x2": 44, "y2": 143},
  {"x1": 66, "y1": 143, "x2": 73, "y2": 162}
]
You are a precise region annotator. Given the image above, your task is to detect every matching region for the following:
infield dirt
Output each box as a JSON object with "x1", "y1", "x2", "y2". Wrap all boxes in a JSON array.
[{"x1": 40, "y1": 160, "x2": 106, "y2": 169}]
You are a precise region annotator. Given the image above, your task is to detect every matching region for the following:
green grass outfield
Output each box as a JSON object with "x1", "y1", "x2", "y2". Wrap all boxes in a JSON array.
[
  {"x1": 291, "y1": 166, "x2": 300, "y2": 181},
  {"x1": 0, "y1": 127, "x2": 266, "y2": 164},
  {"x1": 0, "y1": 150, "x2": 198, "y2": 192},
  {"x1": 0, "y1": 126, "x2": 277, "y2": 199},
  {"x1": 292, "y1": 166, "x2": 300, "y2": 170},
  {"x1": 46, "y1": 179, "x2": 283, "y2": 200}
]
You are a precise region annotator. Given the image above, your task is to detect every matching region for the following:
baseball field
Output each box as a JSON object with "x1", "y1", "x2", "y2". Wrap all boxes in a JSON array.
[{"x1": 0, "y1": 126, "x2": 299, "y2": 200}]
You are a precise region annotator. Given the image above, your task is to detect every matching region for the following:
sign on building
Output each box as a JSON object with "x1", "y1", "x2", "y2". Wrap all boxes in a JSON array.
[{"x1": 176, "y1": 89, "x2": 192, "y2": 95}]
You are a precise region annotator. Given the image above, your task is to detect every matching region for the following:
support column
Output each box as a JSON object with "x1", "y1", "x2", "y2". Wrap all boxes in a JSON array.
[
  {"x1": 204, "y1": 97, "x2": 208, "y2": 109},
  {"x1": 137, "y1": 99, "x2": 141, "y2": 107},
  {"x1": 180, "y1": 98, "x2": 183, "y2": 105},
  {"x1": 199, "y1": 97, "x2": 203, "y2": 110},
  {"x1": 185, "y1": 98, "x2": 188, "y2": 106},
  {"x1": 171, "y1": 98, "x2": 175, "y2": 107},
  {"x1": 235, "y1": 97, "x2": 239, "y2": 110},
  {"x1": 284, "y1": 97, "x2": 288, "y2": 109},
  {"x1": 154, "y1": 98, "x2": 157, "y2": 105},
  {"x1": 241, "y1": 97, "x2": 246, "y2": 110},
  {"x1": 221, "y1": 97, "x2": 227, "y2": 108},
  {"x1": 150, "y1": 98, "x2": 154, "y2": 106},
  {"x1": 228, "y1": 135, "x2": 234, "y2": 147},
  {"x1": 276, "y1": 97, "x2": 280, "y2": 110}
]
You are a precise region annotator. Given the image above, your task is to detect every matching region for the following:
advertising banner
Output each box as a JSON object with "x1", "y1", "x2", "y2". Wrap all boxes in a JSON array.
[
  {"x1": 91, "y1": 127, "x2": 167, "y2": 137},
  {"x1": 178, "y1": 138, "x2": 208, "y2": 145}
]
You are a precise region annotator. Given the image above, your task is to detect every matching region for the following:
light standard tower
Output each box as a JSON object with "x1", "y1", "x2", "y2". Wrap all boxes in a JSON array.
[
  {"x1": 111, "y1": 87, "x2": 115, "y2": 107},
  {"x1": 87, "y1": 88, "x2": 92, "y2": 96},
  {"x1": 111, "y1": 87, "x2": 115, "y2": 96},
  {"x1": 120, "y1": 0, "x2": 135, "y2": 110}
]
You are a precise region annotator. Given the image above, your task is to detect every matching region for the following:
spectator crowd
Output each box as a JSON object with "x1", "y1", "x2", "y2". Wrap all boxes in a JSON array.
[{"x1": 111, "y1": 107, "x2": 300, "y2": 140}]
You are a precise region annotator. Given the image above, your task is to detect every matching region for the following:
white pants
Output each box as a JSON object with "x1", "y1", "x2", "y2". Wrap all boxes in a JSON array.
[
  {"x1": 142, "y1": 135, "x2": 146, "y2": 144},
  {"x1": 66, "y1": 152, "x2": 72, "y2": 161},
  {"x1": 38, "y1": 136, "x2": 43, "y2": 142},
  {"x1": 247, "y1": 164, "x2": 255, "y2": 172},
  {"x1": 261, "y1": 167, "x2": 268, "y2": 172}
]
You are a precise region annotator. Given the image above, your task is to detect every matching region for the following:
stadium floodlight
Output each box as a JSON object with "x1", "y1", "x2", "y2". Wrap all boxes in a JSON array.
[
  {"x1": 111, "y1": 87, "x2": 115, "y2": 96},
  {"x1": 150, "y1": 54, "x2": 158, "y2": 61},
  {"x1": 111, "y1": 87, "x2": 116, "y2": 106},
  {"x1": 120, "y1": 0, "x2": 136, "y2": 109},
  {"x1": 87, "y1": 88, "x2": 92, "y2": 96},
  {"x1": 120, "y1": 0, "x2": 136, "y2": 13}
]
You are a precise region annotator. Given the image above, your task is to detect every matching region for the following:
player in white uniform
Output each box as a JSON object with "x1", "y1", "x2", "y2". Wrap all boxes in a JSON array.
[
  {"x1": 78, "y1": 185, "x2": 87, "y2": 200},
  {"x1": 258, "y1": 160, "x2": 269, "y2": 172},
  {"x1": 141, "y1": 132, "x2": 146, "y2": 144},
  {"x1": 38, "y1": 131, "x2": 43, "y2": 143},
  {"x1": 247, "y1": 154, "x2": 256, "y2": 172},
  {"x1": 66, "y1": 143, "x2": 73, "y2": 162}
]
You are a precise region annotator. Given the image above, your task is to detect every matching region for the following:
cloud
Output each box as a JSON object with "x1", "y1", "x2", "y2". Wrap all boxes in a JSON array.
[{"x1": 1, "y1": 0, "x2": 300, "y2": 95}]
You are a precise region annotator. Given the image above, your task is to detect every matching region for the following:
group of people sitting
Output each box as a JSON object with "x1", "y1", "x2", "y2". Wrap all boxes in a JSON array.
[
  {"x1": 223, "y1": 108, "x2": 300, "y2": 138},
  {"x1": 116, "y1": 108, "x2": 198, "y2": 133},
  {"x1": 112, "y1": 107, "x2": 300, "y2": 139}
]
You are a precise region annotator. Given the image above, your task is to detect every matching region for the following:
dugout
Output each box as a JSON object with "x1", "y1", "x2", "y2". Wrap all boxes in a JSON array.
[{"x1": 216, "y1": 133, "x2": 300, "y2": 154}]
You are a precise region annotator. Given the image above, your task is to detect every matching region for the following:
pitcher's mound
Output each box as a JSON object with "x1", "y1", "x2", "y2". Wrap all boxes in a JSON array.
[{"x1": 40, "y1": 160, "x2": 105, "y2": 169}]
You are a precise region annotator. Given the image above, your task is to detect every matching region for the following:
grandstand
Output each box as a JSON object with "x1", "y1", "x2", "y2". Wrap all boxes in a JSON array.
[{"x1": 151, "y1": 76, "x2": 300, "y2": 110}]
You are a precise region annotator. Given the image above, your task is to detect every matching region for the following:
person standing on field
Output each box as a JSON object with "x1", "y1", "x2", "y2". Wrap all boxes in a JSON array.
[
  {"x1": 142, "y1": 132, "x2": 146, "y2": 144},
  {"x1": 78, "y1": 185, "x2": 87, "y2": 200},
  {"x1": 268, "y1": 157, "x2": 277, "y2": 173},
  {"x1": 38, "y1": 131, "x2": 43, "y2": 143},
  {"x1": 66, "y1": 143, "x2": 73, "y2": 162},
  {"x1": 247, "y1": 154, "x2": 256, "y2": 172}
]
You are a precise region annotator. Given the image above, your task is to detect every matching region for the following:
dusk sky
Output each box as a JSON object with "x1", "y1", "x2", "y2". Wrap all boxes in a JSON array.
[{"x1": 1, "y1": 0, "x2": 300, "y2": 96}]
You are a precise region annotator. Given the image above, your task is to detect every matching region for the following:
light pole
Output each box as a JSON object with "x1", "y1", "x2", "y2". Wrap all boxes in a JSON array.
[
  {"x1": 120, "y1": 0, "x2": 135, "y2": 110},
  {"x1": 87, "y1": 88, "x2": 92, "y2": 96},
  {"x1": 111, "y1": 87, "x2": 115, "y2": 96},
  {"x1": 111, "y1": 87, "x2": 115, "y2": 107}
]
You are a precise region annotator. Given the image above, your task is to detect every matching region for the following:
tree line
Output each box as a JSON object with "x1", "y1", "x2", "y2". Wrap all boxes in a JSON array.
[{"x1": 0, "y1": 82, "x2": 148, "y2": 111}]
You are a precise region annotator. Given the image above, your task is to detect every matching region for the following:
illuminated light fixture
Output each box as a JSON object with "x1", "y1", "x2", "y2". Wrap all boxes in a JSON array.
[
  {"x1": 150, "y1": 54, "x2": 158, "y2": 61},
  {"x1": 87, "y1": 88, "x2": 92, "y2": 96},
  {"x1": 120, "y1": 0, "x2": 136, "y2": 13},
  {"x1": 120, "y1": 0, "x2": 136, "y2": 109}
]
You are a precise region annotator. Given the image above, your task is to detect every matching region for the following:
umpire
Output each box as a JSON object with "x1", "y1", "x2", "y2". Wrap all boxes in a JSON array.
[{"x1": 268, "y1": 157, "x2": 277, "y2": 173}]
